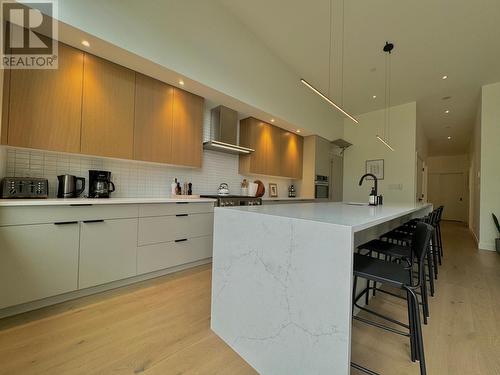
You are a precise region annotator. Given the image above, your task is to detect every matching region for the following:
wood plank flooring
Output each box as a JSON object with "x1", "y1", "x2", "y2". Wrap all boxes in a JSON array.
[{"x1": 0, "y1": 221, "x2": 499, "y2": 374}]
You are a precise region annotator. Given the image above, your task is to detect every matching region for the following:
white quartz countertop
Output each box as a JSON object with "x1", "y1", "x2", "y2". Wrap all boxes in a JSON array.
[
  {"x1": 0, "y1": 197, "x2": 216, "y2": 207},
  {"x1": 261, "y1": 197, "x2": 315, "y2": 201},
  {"x1": 217, "y1": 202, "x2": 432, "y2": 232}
]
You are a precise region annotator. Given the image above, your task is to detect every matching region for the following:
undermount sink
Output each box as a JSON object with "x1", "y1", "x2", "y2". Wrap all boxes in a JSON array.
[{"x1": 344, "y1": 202, "x2": 369, "y2": 206}]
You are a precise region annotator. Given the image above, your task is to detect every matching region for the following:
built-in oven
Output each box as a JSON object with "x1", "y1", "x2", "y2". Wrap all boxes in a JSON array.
[{"x1": 315, "y1": 175, "x2": 329, "y2": 199}]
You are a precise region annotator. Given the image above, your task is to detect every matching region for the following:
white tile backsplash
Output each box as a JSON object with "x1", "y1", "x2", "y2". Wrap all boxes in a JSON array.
[{"x1": 4, "y1": 147, "x2": 293, "y2": 199}]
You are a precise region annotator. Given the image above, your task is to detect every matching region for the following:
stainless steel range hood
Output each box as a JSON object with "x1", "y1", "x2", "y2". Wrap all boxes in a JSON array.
[{"x1": 203, "y1": 105, "x2": 255, "y2": 155}]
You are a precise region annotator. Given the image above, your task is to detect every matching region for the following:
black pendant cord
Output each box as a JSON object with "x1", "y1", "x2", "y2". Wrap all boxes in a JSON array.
[{"x1": 328, "y1": 0, "x2": 332, "y2": 98}]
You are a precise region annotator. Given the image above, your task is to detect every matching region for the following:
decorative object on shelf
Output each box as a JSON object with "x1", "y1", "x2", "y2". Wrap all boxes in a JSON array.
[
  {"x1": 365, "y1": 159, "x2": 384, "y2": 180},
  {"x1": 377, "y1": 41, "x2": 396, "y2": 151},
  {"x1": 492, "y1": 213, "x2": 500, "y2": 254},
  {"x1": 269, "y1": 183, "x2": 278, "y2": 198},
  {"x1": 248, "y1": 182, "x2": 258, "y2": 197},
  {"x1": 254, "y1": 180, "x2": 265, "y2": 198},
  {"x1": 241, "y1": 179, "x2": 249, "y2": 196}
]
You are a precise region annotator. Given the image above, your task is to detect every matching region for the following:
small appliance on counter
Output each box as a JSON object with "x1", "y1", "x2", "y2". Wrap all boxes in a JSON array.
[
  {"x1": 0, "y1": 177, "x2": 49, "y2": 198},
  {"x1": 288, "y1": 184, "x2": 296, "y2": 198},
  {"x1": 88, "y1": 170, "x2": 115, "y2": 198},
  {"x1": 57, "y1": 174, "x2": 85, "y2": 198}
]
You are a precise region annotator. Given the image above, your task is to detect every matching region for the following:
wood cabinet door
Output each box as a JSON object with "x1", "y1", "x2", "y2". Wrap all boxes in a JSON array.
[
  {"x1": 239, "y1": 118, "x2": 268, "y2": 175},
  {"x1": 281, "y1": 131, "x2": 303, "y2": 179},
  {"x1": 267, "y1": 125, "x2": 282, "y2": 176},
  {"x1": 81, "y1": 54, "x2": 135, "y2": 159},
  {"x1": 134, "y1": 73, "x2": 173, "y2": 163},
  {"x1": 79, "y1": 218, "x2": 138, "y2": 289},
  {"x1": 0, "y1": 223, "x2": 79, "y2": 309},
  {"x1": 7, "y1": 43, "x2": 84, "y2": 152},
  {"x1": 171, "y1": 88, "x2": 203, "y2": 168}
]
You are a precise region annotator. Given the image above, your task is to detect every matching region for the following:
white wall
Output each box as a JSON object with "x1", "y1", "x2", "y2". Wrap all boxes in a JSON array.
[
  {"x1": 469, "y1": 103, "x2": 481, "y2": 242},
  {"x1": 343, "y1": 102, "x2": 417, "y2": 204},
  {"x1": 427, "y1": 155, "x2": 469, "y2": 174},
  {"x1": 479, "y1": 82, "x2": 500, "y2": 251},
  {"x1": 53, "y1": 0, "x2": 344, "y2": 141},
  {"x1": 416, "y1": 117, "x2": 429, "y2": 161}
]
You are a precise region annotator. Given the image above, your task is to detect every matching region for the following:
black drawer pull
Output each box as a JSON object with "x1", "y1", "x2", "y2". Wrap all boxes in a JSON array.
[
  {"x1": 175, "y1": 238, "x2": 188, "y2": 243},
  {"x1": 70, "y1": 204, "x2": 93, "y2": 207},
  {"x1": 176, "y1": 214, "x2": 189, "y2": 217},
  {"x1": 54, "y1": 221, "x2": 78, "y2": 225},
  {"x1": 176, "y1": 202, "x2": 189, "y2": 205},
  {"x1": 83, "y1": 219, "x2": 105, "y2": 223}
]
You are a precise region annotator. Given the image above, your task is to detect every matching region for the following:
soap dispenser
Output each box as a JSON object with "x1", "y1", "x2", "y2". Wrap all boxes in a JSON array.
[{"x1": 369, "y1": 187, "x2": 378, "y2": 206}]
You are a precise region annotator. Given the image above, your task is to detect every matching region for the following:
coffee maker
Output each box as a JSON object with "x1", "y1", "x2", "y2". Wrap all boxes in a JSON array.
[{"x1": 88, "y1": 170, "x2": 115, "y2": 198}]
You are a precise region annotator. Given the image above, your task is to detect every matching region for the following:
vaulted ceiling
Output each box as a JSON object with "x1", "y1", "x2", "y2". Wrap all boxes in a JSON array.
[{"x1": 218, "y1": 0, "x2": 500, "y2": 155}]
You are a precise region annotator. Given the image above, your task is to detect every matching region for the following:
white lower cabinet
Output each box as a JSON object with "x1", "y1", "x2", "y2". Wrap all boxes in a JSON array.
[
  {"x1": 79, "y1": 218, "x2": 138, "y2": 289},
  {"x1": 0, "y1": 223, "x2": 79, "y2": 309},
  {"x1": 137, "y1": 235, "x2": 213, "y2": 274}
]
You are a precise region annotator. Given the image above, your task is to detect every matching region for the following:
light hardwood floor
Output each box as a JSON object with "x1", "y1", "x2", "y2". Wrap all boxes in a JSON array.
[{"x1": 0, "y1": 222, "x2": 499, "y2": 374}]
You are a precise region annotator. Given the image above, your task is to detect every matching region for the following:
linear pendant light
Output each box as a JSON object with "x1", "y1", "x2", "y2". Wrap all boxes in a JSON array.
[
  {"x1": 300, "y1": 79, "x2": 358, "y2": 124},
  {"x1": 300, "y1": 0, "x2": 358, "y2": 124},
  {"x1": 377, "y1": 42, "x2": 395, "y2": 151}
]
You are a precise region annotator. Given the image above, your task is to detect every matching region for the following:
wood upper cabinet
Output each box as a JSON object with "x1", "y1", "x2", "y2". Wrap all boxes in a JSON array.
[
  {"x1": 81, "y1": 53, "x2": 135, "y2": 159},
  {"x1": 134, "y1": 73, "x2": 174, "y2": 163},
  {"x1": 6, "y1": 44, "x2": 84, "y2": 152},
  {"x1": 171, "y1": 88, "x2": 203, "y2": 168},
  {"x1": 239, "y1": 117, "x2": 303, "y2": 178},
  {"x1": 280, "y1": 131, "x2": 303, "y2": 179}
]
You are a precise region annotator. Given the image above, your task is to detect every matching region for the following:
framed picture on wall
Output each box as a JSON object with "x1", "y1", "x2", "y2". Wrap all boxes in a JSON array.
[
  {"x1": 365, "y1": 159, "x2": 384, "y2": 180},
  {"x1": 269, "y1": 183, "x2": 278, "y2": 197}
]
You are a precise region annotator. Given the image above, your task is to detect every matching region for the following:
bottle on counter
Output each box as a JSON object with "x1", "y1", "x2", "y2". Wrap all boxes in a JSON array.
[
  {"x1": 369, "y1": 187, "x2": 378, "y2": 206},
  {"x1": 171, "y1": 178, "x2": 177, "y2": 196},
  {"x1": 188, "y1": 183, "x2": 193, "y2": 195},
  {"x1": 176, "y1": 181, "x2": 182, "y2": 195}
]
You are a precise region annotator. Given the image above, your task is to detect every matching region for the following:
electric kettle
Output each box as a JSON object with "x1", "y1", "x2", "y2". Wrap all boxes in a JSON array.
[{"x1": 57, "y1": 175, "x2": 85, "y2": 198}]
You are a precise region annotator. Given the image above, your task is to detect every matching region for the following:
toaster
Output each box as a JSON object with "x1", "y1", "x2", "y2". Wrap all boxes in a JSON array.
[{"x1": 1, "y1": 177, "x2": 49, "y2": 198}]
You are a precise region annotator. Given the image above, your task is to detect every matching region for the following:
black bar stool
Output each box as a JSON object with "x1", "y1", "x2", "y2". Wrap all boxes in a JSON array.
[{"x1": 352, "y1": 222, "x2": 433, "y2": 375}]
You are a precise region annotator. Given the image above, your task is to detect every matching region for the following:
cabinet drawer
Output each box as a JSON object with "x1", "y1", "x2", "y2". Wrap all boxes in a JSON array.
[
  {"x1": 79, "y1": 218, "x2": 138, "y2": 289},
  {"x1": 0, "y1": 204, "x2": 138, "y2": 226},
  {"x1": 138, "y1": 213, "x2": 213, "y2": 246},
  {"x1": 138, "y1": 235, "x2": 212, "y2": 274},
  {"x1": 138, "y1": 202, "x2": 213, "y2": 217},
  {"x1": 0, "y1": 223, "x2": 79, "y2": 309}
]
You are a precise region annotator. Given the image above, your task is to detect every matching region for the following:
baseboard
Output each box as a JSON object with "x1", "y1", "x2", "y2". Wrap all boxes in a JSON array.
[
  {"x1": 469, "y1": 228, "x2": 479, "y2": 245},
  {"x1": 0, "y1": 258, "x2": 212, "y2": 319},
  {"x1": 478, "y1": 241, "x2": 495, "y2": 252}
]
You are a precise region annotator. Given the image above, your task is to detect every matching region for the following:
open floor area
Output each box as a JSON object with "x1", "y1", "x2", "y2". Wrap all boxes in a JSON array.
[{"x1": 0, "y1": 221, "x2": 498, "y2": 375}]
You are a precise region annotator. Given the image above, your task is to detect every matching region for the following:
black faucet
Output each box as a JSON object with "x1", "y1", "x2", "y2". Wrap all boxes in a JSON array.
[{"x1": 358, "y1": 173, "x2": 378, "y2": 197}]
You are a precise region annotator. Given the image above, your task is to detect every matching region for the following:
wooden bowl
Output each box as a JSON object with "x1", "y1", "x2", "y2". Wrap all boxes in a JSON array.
[{"x1": 254, "y1": 180, "x2": 265, "y2": 198}]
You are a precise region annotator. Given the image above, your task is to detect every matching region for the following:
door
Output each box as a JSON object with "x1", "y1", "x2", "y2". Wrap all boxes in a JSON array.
[
  {"x1": 134, "y1": 73, "x2": 174, "y2": 163},
  {"x1": 428, "y1": 173, "x2": 467, "y2": 222},
  {"x1": 81, "y1": 53, "x2": 135, "y2": 159},
  {"x1": 0, "y1": 222, "x2": 79, "y2": 309},
  {"x1": 171, "y1": 88, "x2": 203, "y2": 168},
  {"x1": 416, "y1": 155, "x2": 424, "y2": 202},
  {"x1": 7, "y1": 43, "x2": 84, "y2": 152},
  {"x1": 79, "y1": 218, "x2": 138, "y2": 289}
]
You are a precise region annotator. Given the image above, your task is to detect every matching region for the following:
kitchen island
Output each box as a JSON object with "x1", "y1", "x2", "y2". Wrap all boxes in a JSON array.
[{"x1": 211, "y1": 202, "x2": 432, "y2": 375}]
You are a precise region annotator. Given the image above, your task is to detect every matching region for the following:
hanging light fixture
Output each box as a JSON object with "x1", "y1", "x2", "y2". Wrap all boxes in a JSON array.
[
  {"x1": 300, "y1": 0, "x2": 358, "y2": 124},
  {"x1": 377, "y1": 41, "x2": 395, "y2": 151}
]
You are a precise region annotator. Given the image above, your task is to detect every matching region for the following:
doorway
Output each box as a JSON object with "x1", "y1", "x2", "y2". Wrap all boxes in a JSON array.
[{"x1": 428, "y1": 172, "x2": 468, "y2": 222}]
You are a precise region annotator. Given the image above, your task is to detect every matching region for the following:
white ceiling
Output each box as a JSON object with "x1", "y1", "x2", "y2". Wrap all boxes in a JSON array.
[{"x1": 218, "y1": 0, "x2": 500, "y2": 155}]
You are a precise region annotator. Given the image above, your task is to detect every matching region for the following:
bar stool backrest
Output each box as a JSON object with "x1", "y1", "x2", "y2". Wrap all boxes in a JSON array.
[{"x1": 411, "y1": 222, "x2": 434, "y2": 287}]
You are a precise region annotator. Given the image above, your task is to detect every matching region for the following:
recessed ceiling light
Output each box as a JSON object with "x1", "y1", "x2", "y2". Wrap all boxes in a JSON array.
[
  {"x1": 178, "y1": 79, "x2": 185, "y2": 86},
  {"x1": 372, "y1": 95, "x2": 377, "y2": 99},
  {"x1": 442, "y1": 75, "x2": 448, "y2": 80},
  {"x1": 81, "y1": 40, "x2": 90, "y2": 47},
  {"x1": 445, "y1": 110, "x2": 450, "y2": 114},
  {"x1": 296, "y1": 129, "x2": 301, "y2": 133},
  {"x1": 270, "y1": 118, "x2": 275, "y2": 123},
  {"x1": 447, "y1": 136, "x2": 452, "y2": 140}
]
